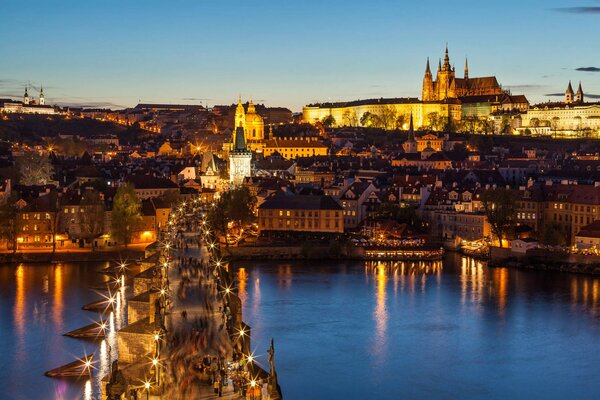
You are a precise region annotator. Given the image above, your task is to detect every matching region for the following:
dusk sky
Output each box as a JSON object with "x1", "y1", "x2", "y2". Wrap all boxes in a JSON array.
[{"x1": 1, "y1": 0, "x2": 599, "y2": 111}]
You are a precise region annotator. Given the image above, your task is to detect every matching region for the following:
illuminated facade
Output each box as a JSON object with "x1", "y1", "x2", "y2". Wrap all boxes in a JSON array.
[
  {"x1": 262, "y1": 137, "x2": 328, "y2": 159},
  {"x1": 1, "y1": 86, "x2": 56, "y2": 115},
  {"x1": 229, "y1": 126, "x2": 252, "y2": 186},
  {"x1": 519, "y1": 82, "x2": 600, "y2": 136},
  {"x1": 422, "y1": 47, "x2": 503, "y2": 101},
  {"x1": 303, "y1": 46, "x2": 525, "y2": 129}
]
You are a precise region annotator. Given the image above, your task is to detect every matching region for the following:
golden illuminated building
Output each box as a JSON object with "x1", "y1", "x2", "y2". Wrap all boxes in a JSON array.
[
  {"x1": 303, "y1": 46, "x2": 524, "y2": 129},
  {"x1": 228, "y1": 97, "x2": 328, "y2": 159}
]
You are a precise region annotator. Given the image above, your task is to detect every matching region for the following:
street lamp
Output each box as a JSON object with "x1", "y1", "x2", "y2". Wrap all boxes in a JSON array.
[{"x1": 144, "y1": 380, "x2": 151, "y2": 400}]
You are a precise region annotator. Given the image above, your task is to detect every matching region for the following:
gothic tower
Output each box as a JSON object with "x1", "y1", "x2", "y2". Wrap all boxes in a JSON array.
[
  {"x1": 464, "y1": 58, "x2": 469, "y2": 80},
  {"x1": 402, "y1": 114, "x2": 418, "y2": 154},
  {"x1": 576, "y1": 82, "x2": 584, "y2": 103},
  {"x1": 229, "y1": 126, "x2": 252, "y2": 186},
  {"x1": 422, "y1": 58, "x2": 434, "y2": 101},
  {"x1": 565, "y1": 81, "x2": 574, "y2": 104}
]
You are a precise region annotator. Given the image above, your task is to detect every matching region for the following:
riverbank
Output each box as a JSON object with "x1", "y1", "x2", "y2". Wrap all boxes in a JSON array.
[
  {"x1": 489, "y1": 247, "x2": 600, "y2": 276},
  {"x1": 223, "y1": 243, "x2": 443, "y2": 261},
  {"x1": 0, "y1": 246, "x2": 147, "y2": 264}
]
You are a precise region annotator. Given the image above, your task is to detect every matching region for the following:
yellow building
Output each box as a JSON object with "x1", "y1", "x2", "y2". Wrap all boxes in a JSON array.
[
  {"x1": 519, "y1": 83, "x2": 600, "y2": 136},
  {"x1": 258, "y1": 194, "x2": 344, "y2": 233},
  {"x1": 234, "y1": 97, "x2": 265, "y2": 146},
  {"x1": 262, "y1": 137, "x2": 328, "y2": 159},
  {"x1": 302, "y1": 46, "x2": 527, "y2": 130}
]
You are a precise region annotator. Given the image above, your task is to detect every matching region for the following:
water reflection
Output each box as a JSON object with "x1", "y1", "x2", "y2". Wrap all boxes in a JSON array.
[
  {"x1": 14, "y1": 264, "x2": 26, "y2": 363},
  {"x1": 53, "y1": 264, "x2": 64, "y2": 331},
  {"x1": 237, "y1": 267, "x2": 247, "y2": 305},
  {"x1": 372, "y1": 265, "x2": 387, "y2": 361}
]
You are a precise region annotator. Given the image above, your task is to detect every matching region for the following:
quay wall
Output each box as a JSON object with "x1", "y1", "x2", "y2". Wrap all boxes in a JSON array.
[
  {"x1": 490, "y1": 247, "x2": 600, "y2": 275},
  {"x1": 0, "y1": 249, "x2": 145, "y2": 264}
]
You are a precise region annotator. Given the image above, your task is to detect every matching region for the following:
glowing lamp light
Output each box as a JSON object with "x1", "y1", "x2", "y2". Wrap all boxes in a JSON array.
[
  {"x1": 154, "y1": 334, "x2": 160, "y2": 341},
  {"x1": 250, "y1": 380, "x2": 256, "y2": 387},
  {"x1": 247, "y1": 355, "x2": 253, "y2": 363},
  {"x1": 152, "y1": 358, "x2": 158, "y2": 366},
  {"x1": 144, "y1": 381, "x2": 151, "y2": 390}
]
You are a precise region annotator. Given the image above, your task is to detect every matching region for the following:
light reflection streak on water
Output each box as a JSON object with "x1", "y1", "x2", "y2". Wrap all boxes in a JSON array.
[
  {"x1": 237, "y1": 268, "x2": 247, "y2": 306},
  {"x1": 83, "y1": 379, "x2": 92, "y2": 400},
  {"x1": 14, "y1": 264, "x2": 26, "y2": 363},
  {"x1": 53, "y1": 264, "x2": 64, "y2": 331},
  {"x1": 372, "y1": 264, "x2": 388, "y2": 362}
]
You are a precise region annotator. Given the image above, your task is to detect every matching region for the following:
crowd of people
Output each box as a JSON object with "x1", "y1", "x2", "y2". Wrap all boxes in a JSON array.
[{"x1": 157, "y1": 205, "x2": 269, "y2": 399}]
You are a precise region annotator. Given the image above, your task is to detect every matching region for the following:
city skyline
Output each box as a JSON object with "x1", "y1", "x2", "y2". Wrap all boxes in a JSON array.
[{"x1": 1, "y1": 0, "x2": 600, "y2": 111}]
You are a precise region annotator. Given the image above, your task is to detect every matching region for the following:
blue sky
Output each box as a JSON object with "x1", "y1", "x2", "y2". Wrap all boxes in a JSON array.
[{"x1": 1, "y1": 0, "x2": 599, "y2": 111}]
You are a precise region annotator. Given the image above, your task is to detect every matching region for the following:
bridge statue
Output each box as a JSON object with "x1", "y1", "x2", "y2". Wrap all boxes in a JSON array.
[
  {"x1": 267, "y1": 338, "x2": 283, "y2": 400},
  {"x1": 106, "y1": 360, "x2": 128, "y2": 400}
]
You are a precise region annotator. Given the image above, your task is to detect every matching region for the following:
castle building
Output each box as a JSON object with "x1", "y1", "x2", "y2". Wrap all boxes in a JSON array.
[
  {"x1": 229, "y1": 126, "x2": 252, "y2": 186},
  {"x1": 303, "y1": 46, "x2": 526, "y2": 129}
]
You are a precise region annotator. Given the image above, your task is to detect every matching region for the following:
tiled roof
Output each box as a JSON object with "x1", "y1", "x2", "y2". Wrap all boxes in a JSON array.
[{"x1": 259, "y1": 194, "x2": 342, "y2": 210}]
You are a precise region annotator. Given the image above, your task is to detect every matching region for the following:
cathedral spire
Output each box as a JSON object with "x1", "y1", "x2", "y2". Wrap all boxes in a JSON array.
[
  {"x1": 425, "y1": 58, "x2": 431, "y2": 75},
  {"x1": 438, "y1": 59, "x2": 442, "y2": 72},
  {"x1": 443, "y1": 44, "x2": 451, "y2": 71},
  {"x1": 464, "y1": 57, "x2": 469, "y2": 79},
  {"x1": 408, "y1": 113, "x2": 415, "y2": 141}
]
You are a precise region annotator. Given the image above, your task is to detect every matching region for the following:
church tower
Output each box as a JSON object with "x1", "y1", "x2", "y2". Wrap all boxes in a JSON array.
[
  {"x1": 234, "y1": 96, "x2": 246, "y2": 129},
  {"x1": 229, "y1": 126, "x2": 252, "y2": 186},
  {"x1": 576, "y1": 82, "x2": 584, "y2": 103},
  {"x1": 565, "y1": 81, "x2": 574, "y2": 104},
  {"x1": 23, "y1": 87, "x2": 30, "y2": 105},
  {"x1": 402, "y1": 114, "x2": 418, "y2": 154},
  {"x1": 464, "y1": 58, "x2": 469, "y2": 80},
  {"x1": 39, "y1": 86, "x2": 45, "y2": 105},
  {"x1": 422, "y1": 58, "x2": 434, "y2": 101}
]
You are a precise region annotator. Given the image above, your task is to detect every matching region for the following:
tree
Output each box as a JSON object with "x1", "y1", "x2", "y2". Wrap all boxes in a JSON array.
[
  {"x1": 225, "y1": 188, "x2": 256, "y2": 226},
  {"x1": 79, "y1": 189, "x2": 105, "y2": 249},
  {"x1": 394, "y1": 114, "x2": 407, "y2": 130},
  {"x1": 0, "y1": 197, "x2": 18, "y2": 253},
  {"x1": 111, "y1": 183, "x2": 142, "y2": 246},
  {"x1": 481, "y1": 188, "x2": 516, "y2": 247},
  {"x1": 342, "y1": 110, "x2": 358, "y2": 127},
  {"x1": 377, "y1": 106, "x2": 397, "y2": 130},
  {"x1": 207, "y1": 187, "x2": 256, "y2": 246},
  {"x1": 360, "y1": 112, "x2": 382, "y2": 128},
  {"x1": 16, "y1": 153, "x2": 54, "y2": 185},
  {"x1": 158, "y1": 189, "x2": 180, "y2": 208},
  {"x1": 539, "y1": 223, "x2": 568, "y2": 246},
  {"x1": 360, "y1": 112, "x2": 374, "y2": 127},
  {"x1": 321, "y1": 115, "x2": 336, "y2": 128},
  {"x1": 427, "y1": 112, "x2": 445, "y2": 131}
]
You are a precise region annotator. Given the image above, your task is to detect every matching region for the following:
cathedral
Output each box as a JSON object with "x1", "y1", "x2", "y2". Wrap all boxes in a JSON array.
[{"x1": 422, "y1": 46, "x2": 503, "y2": 102}]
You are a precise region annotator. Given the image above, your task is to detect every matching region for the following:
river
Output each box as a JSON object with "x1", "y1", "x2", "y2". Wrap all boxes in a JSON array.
[{"x1": 2, "y1": 255, "x2": 600, "y2": 399}]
